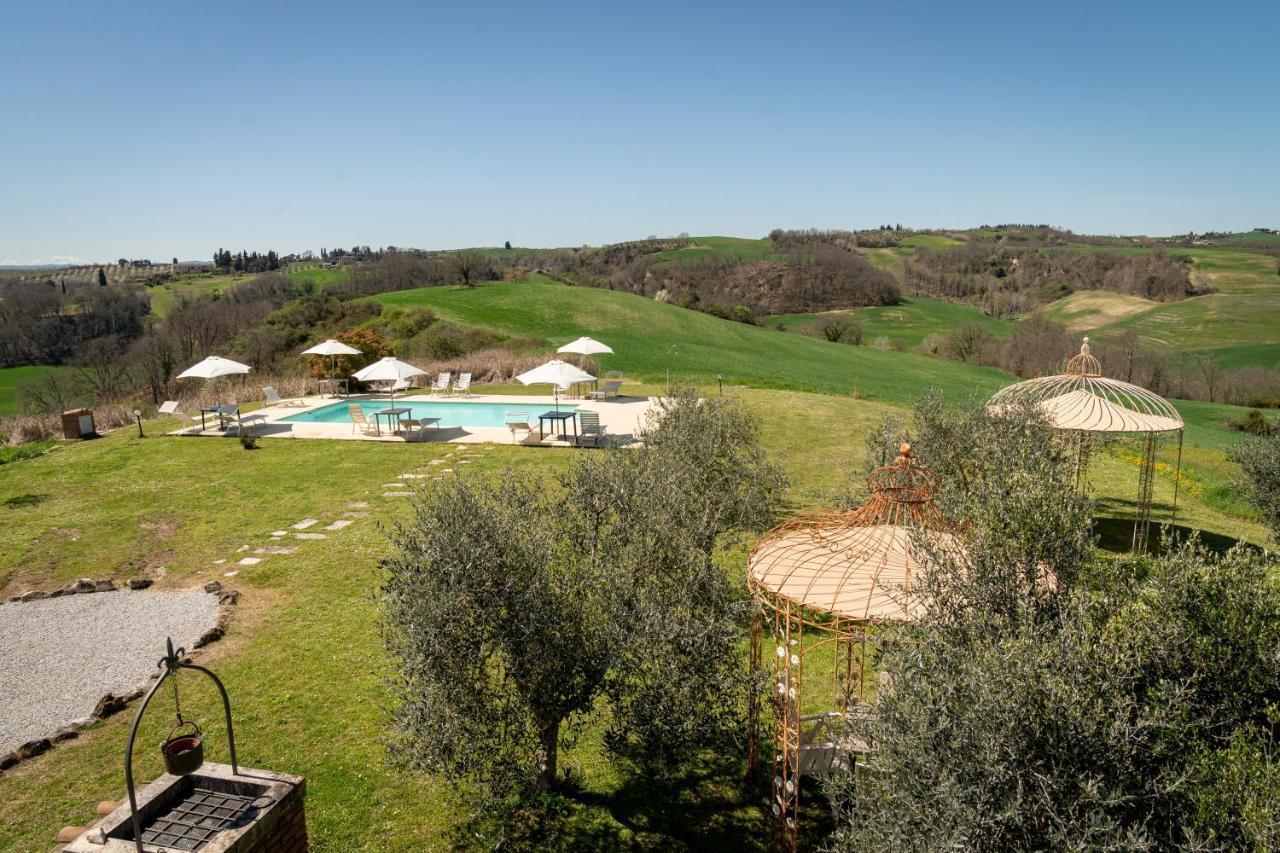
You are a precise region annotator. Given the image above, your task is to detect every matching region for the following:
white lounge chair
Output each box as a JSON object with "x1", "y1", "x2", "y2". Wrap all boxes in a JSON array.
[
  {"x1": 263, "y1": 386, "x2": 305, "y2": 408},
  {"x1": 399, "y1": 416, "x2": 441, "y2": 441},
  {"x1": 348, "y1": 405, "x2": 378, "y2": 436},
  {"x1": 575, "y1": 411, "x2": 608, "y2": 447},
  {"x1": 505, "y1": 411, "x2": 533, "y2": 444},
  {"x1": 588, "y1": 380, "x2": 622, "y2": 400},
  {"x1": 429, "y1": 372, "x2": 451, "y2": 396},
  {"x1": 454, "y1": 372, "x2": 472, "y2": 396}
]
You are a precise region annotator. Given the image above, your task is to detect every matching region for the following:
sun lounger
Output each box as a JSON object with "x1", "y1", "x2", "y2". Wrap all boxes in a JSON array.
[
  {"x1": 454, "y1": 372, "x2": 472, "y2": 396},
  {"x1": 399, "y1": 417, "x2": 441, "y2": 440},
  {"x1": 430, "y1": 372, "x2": 451, "y2": 396},
  {"x1": 588, "y1": 380, "x2": 622, "y2": 400},
  {"x1": 505, "y1": 411, "x2": 533, "y2": 443},
  {"x1": 575, "y1": 411, "x2": 608, "y2": 447},
  {"x1": 263, "y1": 386, "x2": 306, "y2": 408}
]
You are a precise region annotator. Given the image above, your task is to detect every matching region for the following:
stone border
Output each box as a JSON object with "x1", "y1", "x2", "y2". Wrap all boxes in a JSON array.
[{"x1": 0, "y1": 582, "x2": 239, "y2": 775}]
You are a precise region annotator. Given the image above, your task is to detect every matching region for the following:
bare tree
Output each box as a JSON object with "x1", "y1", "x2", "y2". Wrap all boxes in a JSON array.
[{"x1": 449, "y1": 252, "x2": 485, "y2": 288}]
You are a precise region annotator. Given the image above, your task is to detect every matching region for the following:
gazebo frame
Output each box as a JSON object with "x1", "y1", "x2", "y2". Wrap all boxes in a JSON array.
[
  {"x1": 747, "y1": 445, "x2": 953, "y2": 851},
  {"x1": 986, "y1": 338, "x2": 1184, "y2": 552}
]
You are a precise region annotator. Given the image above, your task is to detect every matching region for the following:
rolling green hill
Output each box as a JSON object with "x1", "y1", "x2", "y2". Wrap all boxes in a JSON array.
[
  {"x1": 0, "y1": 365, "x2": 71, "y2": 417},
  {"x1": 369, "y1": 277, "x2": 1013, "y2": 405},
  {"x1": 764, "y1": 297, "x2": 1010, "y2": 349}
]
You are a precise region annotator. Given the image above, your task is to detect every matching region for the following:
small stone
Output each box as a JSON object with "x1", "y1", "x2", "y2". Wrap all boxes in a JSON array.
[
  {"x1": 346, "y1": 501, "x2": 369, "y2": 509},
  {"x1": 294, "y1": 532, "x2": 328, "y2": 539},
  {"x1": 224, "y1": 570, "x2": 239, "y2": 577},
  {"x1": 74, "y1": 578, "x2": 95, "y2": 593},
  {"x1": 254, "y1": 545, "x2": 297, "y2": 555},
  {"x1": 193, "y1": 624, "x2": 224, "y2": 649},
  {"x1": 95, "y1": 800, "x2": 119, "y2": 816},
  {"x1": 20, "y1": 589, "x2": 48, "y2": 602},
  {"x1": 324, "y1": 519, "x2": 352, "y2": 530},
  {"x1": 459, "y1": 459, "x2": 472, "y2": 464},
  {"x1": 52, "y1": 727, "x2": 79, "y2": 743},
  {"x1": 398, "y1": 473, "x2": 427, "y2": 479},
  {"x1": 236, "y1": 545, "x2": 249, "y2": 553},
  {"x1": 383, "y1": 491, "x2": 412, "y2": 497},
  {"x1": 441, "y1": 468, "x2": 454, "y2": 473},
  {"x1": 218, "y1": 590, "x2": 241, "y2": 605},
  {"x1": 47, "y1": 588, "x2": 64, "y2": 598},
  {"x1": 203, "y1": 581, "x2": 223, "y2": 594},
  {"x1": 6, "y1": 596, "x2": 19, "y2": 603},
  {"x1": 270, "y1": 530, "x2": 288, "y2": 537},
  {"x1": 127, "y1": 577, "x2": 153, "y2": 590},
  {"x1": 94, "y1": 579, "x2": 115, "y2": 592},
  {"x1": 17, "y1": 738, "x2": 51, "y2": 760},
  {"x1": 293, "y1": 518, "x2": 318, "y2": 529},
  {"x1": 0, "y1": 751, "x2": 19, "y2": 770},
  {"x1": 57, "y1": 826, "x2": 87, "y2": 844},
  {"x1": 212, "y1": 559, "x2": 226, "y2": 565},
  {"x1": 428, "y1": 459, "x2": 444, "y2": 465},
  {"x1": 237, "y1": 557, "x2": 261, "y2": 566},
  {"x1": 342, "y1": 511, "x2": 368, "y2": 519},
  {"x1": 382, "y1": 482, "x2": 407, "y2": 488},
  {"x1": 92, "y1": 694, "x2": 128, "y2": 718}
]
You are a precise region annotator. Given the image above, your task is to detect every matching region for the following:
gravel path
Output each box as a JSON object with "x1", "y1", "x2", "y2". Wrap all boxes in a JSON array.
[{"x1": 0, "y1": 589, "x2": 218, "y2": 753}]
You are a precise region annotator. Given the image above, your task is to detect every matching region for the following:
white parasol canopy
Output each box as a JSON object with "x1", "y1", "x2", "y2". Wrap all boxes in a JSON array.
[
  {"x1": 353, "y1": 356, "x2": 427, "y2": 403},
  {"x1": 516, "y1": 358, "x2": 595, "y2": 411},
  {"x1": 177, "y1": 356, "x2": 251, "y2": 380},
  {"x1": 301, "y1": 339, "x2": 363, "y2": 394},
  {"x1": 301, "y1": 339, "x2": 362, "y2": 357},
  {"x1": 557, "y1": 336, "x2": 613, "y2": 356}
]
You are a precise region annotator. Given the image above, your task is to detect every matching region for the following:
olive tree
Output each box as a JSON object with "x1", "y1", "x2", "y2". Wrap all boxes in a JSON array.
[
  {"x1": 381, "y1": 387, "x2": 785, "y2": 801},
  {"x1": 1233, "y1": 434, "x2": 1280, "y2": 542}
]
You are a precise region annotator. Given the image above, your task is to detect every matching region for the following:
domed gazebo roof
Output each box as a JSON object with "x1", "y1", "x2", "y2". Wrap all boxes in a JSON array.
[
  {"x1": 748, "y1": 444, "x2": 956, "y2": 623},
  {"x1": 986, "y1": 338, "x2": 1183, "y2": 434}
]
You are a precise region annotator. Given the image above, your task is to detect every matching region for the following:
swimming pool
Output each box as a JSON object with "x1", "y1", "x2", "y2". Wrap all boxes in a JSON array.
[{"x1": 280, "y1": 400, "x2": 577, "y2": 429}]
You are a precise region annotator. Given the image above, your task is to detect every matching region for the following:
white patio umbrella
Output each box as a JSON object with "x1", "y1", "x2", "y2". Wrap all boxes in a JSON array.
[
  {"x1": 516, "y1": 358, "x2": 595, "y2": 412},
  {"x1": 301, "y1": 339, "x2": 362, "y2": 391},
  {"x1": 177, "y1": 355, "x2": 252, "y2": 381},
  {"x1": 352, "y1": 356, "x2": 427, "y2": 403},
  {"x1": 176, "y1": 356, "x2": 251, "y2": 425},
  {"x1": 557, "y1": 336, "x2": 613, "y2": 356}
]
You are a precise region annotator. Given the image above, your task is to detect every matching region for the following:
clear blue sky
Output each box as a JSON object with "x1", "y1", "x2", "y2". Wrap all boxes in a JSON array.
[{"x1": 2, "y1": 0, "x2": 1277, "y2": 263}]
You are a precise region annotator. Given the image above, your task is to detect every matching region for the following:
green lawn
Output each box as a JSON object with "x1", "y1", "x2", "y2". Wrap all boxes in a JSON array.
[
  {"x1": 764, "y1": 297, "x2": 1010, "y2": 349},
  {"x1": 0, "y1": 365, "x2": 72, "y2": 417},
  {"x1": 287, "y1": 264, "x2": 350, "y2": 290},
  {"x1": 644, "y1": 235, "x2": 782, "y2": 266},
  {"x1": 369, "y1": 278, "x2": 1014, "y2": 406},
  {"x1": 148, "y1": 273, "x2": 255, "y2": 317}
]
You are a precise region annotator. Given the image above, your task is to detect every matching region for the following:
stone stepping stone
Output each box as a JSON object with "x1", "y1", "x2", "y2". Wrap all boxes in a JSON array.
[
  {"x1": 427, "y1": 460, "x2": 445, "y2": 465},
  {"x1": 254, "y1": 545, "x2": 298, "y2": 555},
  {"x1": 236, "y1": 545, "x2": 250, "y2": 553},
  {"x1": 293, "y1": 518, "x2": 319, "y2": 530},
  {"x1": 346, "y1": 501, "x2": 369, "y2": 509},
  {"x1": 270, "y1": 530, "x2": 288, "y2": 538},
  {"x1": 237, "y1": 557, "x2": 262, "y2": 566},
  {"x1": 213, "y1": 559, "x2": 226, "y2": 565},
  {"x1": 342, "y1": 511, "x2": 368, "y2": 519},
  {"x1": 459, "y1": 460, "x2": 472, "y2": 464},
  {"x1": 398, "y1": 473, "x2": 427, "y2": 479},
  {"x1": 382, "y1": 483, "x2": 408, "y2": 488},
  {"x1": 324, "y1": 520, "x2": 353, "y2": 531},
  {"x1": 440, "y1": 468, "x2": 454, "y2": 473},
  {"x1": 224, "y1": 570, "x2": 239, "y2": 577},
  {"x1": 294, "y1": 532, "x2": 328, "y2": 540},
  {"x1": 383, "y1": 491, "x2": 412, "y2": 497}
]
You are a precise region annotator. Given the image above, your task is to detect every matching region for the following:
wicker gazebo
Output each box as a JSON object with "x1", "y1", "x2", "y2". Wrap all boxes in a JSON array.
[
  {"x1": 986, "y1": 337, "x2": 1184, "y2": 552},
  {"x1": 747, "y1": 444, "x2": 955, "y2": 851}
]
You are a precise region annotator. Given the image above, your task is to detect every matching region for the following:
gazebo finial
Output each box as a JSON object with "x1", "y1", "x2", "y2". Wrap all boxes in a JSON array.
[{"x1": 1065, "y1": 336, "x2": 1102, "y2": 377}]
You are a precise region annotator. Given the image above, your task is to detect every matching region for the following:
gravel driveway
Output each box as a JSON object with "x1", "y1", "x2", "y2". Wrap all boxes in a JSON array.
[{"x1": 0, "y1": 588, "x2": 218, "y2": 753}]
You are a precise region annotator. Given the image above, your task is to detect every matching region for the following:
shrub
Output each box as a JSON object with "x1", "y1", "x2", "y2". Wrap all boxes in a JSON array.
[
  {"x1": 238, "y1": 430, "x2": 258, "y2": 450},
  {"x1": 1233, "y1": 434, "x2": 1280, "y2": 540}
]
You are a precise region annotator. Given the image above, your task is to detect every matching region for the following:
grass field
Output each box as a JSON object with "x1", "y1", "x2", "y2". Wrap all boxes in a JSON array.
[
  {"x1": 644, "y1": 236, "x2": 782, "y2": 266},
  {"x1": 287, "y1": 264, "x2": 351, "y2": 290},
  {"x1": 369, "y1": 278, "x2": 1014, "y2": 405},
  {"x1": 1037, "y1": 290, "x2": 1160, "y2": 333},
  {"x1": 147, "y1": 273, "x2": 255, "y2": 317},
  {"x1": 0, "y1": 365, "x2": 72, "y2": 417},
  {"x1": 764, "y1": 297, "x2": 1010, "y2": 349}
]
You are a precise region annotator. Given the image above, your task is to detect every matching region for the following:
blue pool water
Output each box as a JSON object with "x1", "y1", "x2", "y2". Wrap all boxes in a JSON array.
[{"x1": 281, "y1": 400, "x2": 576, "y2": 428}]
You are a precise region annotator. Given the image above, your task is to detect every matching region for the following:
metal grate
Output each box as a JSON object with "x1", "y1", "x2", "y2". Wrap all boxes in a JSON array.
[{"x1": 139, "y1": 786, "x2": 258, "y2": 851}]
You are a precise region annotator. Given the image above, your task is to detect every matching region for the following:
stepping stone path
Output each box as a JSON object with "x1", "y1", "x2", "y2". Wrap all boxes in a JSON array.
[
  {"x1": 254, "y1": 545, "x2": 298, "y2": 555},
  {"x1": 324, "y1": 520, "x2": 352, "y2": 531},
  {"x1": 294, "y1": 532, "x2": 328, "y2": 540},
  {"x1": 292, "y1": 519, "x2": 319, "y2": 530},
  {"x1": 237, "y1": 557, "x2": 261, "y2": 566},
  {"x1": 270, "y1": 530, "x2": 288, "y2": 538}
]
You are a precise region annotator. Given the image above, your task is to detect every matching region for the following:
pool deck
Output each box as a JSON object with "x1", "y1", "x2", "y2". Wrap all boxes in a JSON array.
[{"x1": 167, "y1": 392, "x2": 656, "y2": 448}]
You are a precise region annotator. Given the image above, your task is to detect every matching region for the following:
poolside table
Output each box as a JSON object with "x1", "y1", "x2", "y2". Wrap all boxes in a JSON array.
[
  {"x1": 373, "y1": 407, "x2": 410, "y2": 436},
  {"x1": 538, "y1": 410, "x2": 578, "y2": 442}
]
